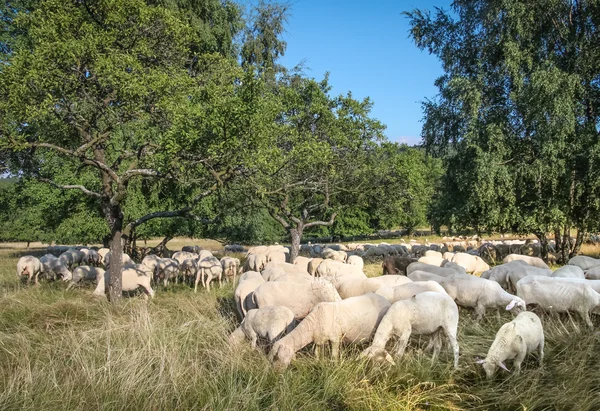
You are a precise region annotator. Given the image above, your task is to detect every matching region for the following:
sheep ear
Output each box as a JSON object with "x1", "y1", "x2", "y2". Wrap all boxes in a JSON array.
[
  {"x1": 475, "y1": 359, "x2": 486, "y2": 364},
  {"x1": 498, "y1": 362, "x2": 510, "y2": 372},
  {"x1": 505, "y1": 300, "x2": 518, "y2": 310}
]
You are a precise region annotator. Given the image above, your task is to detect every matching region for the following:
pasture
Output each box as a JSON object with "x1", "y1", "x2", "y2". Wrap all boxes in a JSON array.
[{"x1": 1, "y1": 242, "x2": 600, "y2": 410}]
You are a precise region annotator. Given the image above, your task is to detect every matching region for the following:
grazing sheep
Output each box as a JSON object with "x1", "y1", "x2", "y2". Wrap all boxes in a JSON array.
[
  {"x1": 261, "y1": 262, "x2": 309, "y2": 282},
  {"x1": 506, "y1": 265, "x2": 553, "y2": 293},
  {"x1": 269, "y1": 293, "x2": 391, "y2": 369},
  {"x1": 253, "y1": 279, "x2": 341, "y2": 320},
  {"x1": 334, "y1": 275, "x2": 412, "y2": 299},
  {"x1": 266, "y1": 250, "x2": 288, "y2": 264},
  {"x1": 293, "y1": 256, "x2": 312, "y2": 272},
  {"x1": 407, "y1": 270, "x2": 447, "y2": 283},
  {"x1": 503, "y1": 254, "x2": 549, "y2": 270},
  {"x1": 94, "y1": 266, "x2": 155, "y2": 299},
  {"x1": 440, "y1": 275, "x2": 525, "y2": 320},
  {"x1": 104, "y1": 252, "x2": 134, "y2": 269},
  {"x1": 141, "y1": 255, "x2": 161, "y2": 274},
  {"x1": 448, "y1": 252, "x2": 490, "y2": 276},
  {"x1": 234, "y1": 271, "x2": 265, "y2": 319},
  {"x1": 97, "y1": 248, "x2": 110, "y2": 265},
  {"x1": 273, "y1": 272, "x2": 315, "y2": 284},
  {"x1": 172, "y1": 251, "x2": 198, "y2": 265},
  {"x1": 568, "y1": 255, "x2": 600, "y2": 271},
  {"x1": 417, "y1": 255, "x2": 445, "y2": 266},
  {"x1": 84, "y1": 249, "x2": 101, "y2": 266},
  {"x1": 322, "y1": 248, "x2": 347, "y2": 262},
  {"x1": 16, "y1": 256, "x2": 42, "y2": 284},
  {"x1": 551, "y1": 265, "x2": 585, "y2": 279},
  {"x1": 229, "y1": 306, "x2": 296, "y2": 348},
  {"x1": 39, "y1": 254, "x2": 72, "y2": 281},
  {"x1": 244, "y1": 253, "x2": 268, "y2": 272},
  {"x1": 585, "y1": 265, "x2": 600, "y2": 280},
  {"x1": 477, "y1": 312, "x2": 544, "y2": 378},
  {"x1": 67, "y1": 266, "x2": 105, "y2": 290},
  {"x1": 361, "y1": 291, "x2": 460, "y2": 368},
  {"x1": 382, "y1": 256, "x2": 416, "y2": 275},
  {"x1": 196, "y1": 256, "x2": 223, "y2": 292},
  {"x1": 482, "y1": 260, "x2": 529, "y2": 289},
  {"x1": 221, "y1": 257, "x2": 240, "y2": 284},
  {"x1": 375, "y1": 281, "x2": 447, "y2": 303},
  {"x1": 182, "y1": 245, "x2": 201, "y2": 254},
  {"x1": 154, "y1": 258, "x2": 180, "y2": 287},
  {"x1": 407, "y1": 262, "x2": 465, "y2": 277},
  {"x1": 307, "y1": 258, "x2": 324, "y2": 276},
  {"x1": 316, "y1": 260, "x2": 366, "y2": 280},
  {"x1": 516, "y1": 276, "x2": 600, "y2": 327},
  {"x1": 179, "y1": 258, "x2": 198, "y2": 285}
]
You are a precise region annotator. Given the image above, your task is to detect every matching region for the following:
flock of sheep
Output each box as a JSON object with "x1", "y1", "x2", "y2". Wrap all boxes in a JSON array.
[{"x1": 14, "y1": 237, "x2": 600, "y2": 378}]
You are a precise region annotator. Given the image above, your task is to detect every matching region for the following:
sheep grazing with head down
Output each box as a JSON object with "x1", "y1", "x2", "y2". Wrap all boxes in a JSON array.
[
  {"x1": 234, "y1": 271, "x2": 265, "y2": 319},
  {"x1": 17, "y1": 256, "x2": 42, "y2": 284},
  {"x1": 361, "y1": 291, "x2": 460, "y2": 368},
  {"x1": 269, "y1": 293, "x2": 391, "y2": 369},
  {"x1": 229, "y1": 306, "x2": 296, "y2": 349},
  {"x1": 477, "y1": 311, "x2": 544, "y2": 378}
]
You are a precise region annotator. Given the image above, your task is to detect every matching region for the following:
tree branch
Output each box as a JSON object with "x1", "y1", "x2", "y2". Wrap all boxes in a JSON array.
[
  {"x1": 304, "y1": 212, "x2": 338, "y2": 228},
  {"x1": 39, "y1": 178, "x2": 103, "y2": 198}
]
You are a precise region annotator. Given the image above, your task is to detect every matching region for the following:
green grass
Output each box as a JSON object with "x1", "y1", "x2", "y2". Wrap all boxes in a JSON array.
[{"x1": 2, "y1": 245, "x2": 600, "y2": 410}]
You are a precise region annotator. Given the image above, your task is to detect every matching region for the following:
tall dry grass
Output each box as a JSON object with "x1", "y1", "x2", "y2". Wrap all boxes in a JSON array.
[{"x1": 2, "y1": 245, "x2": 600, "y2": 410}]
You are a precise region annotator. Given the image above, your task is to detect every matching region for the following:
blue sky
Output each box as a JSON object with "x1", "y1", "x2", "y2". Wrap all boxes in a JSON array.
[{"x1": 265, "y1": 0, "x2": 453, "y2": 146}]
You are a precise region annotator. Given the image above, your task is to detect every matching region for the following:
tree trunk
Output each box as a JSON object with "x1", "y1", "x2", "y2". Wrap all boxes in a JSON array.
[
  {"x1": 570, "y1": 228, "x2": 584, "y2": 259},
  {"x1": 102, "y1": 202, "x2": 124, "y2": 303},
  {"x1": 535, "y1": 232, "x2": 549, "y2": 263},
  {"x1": 289, "y1": 225, "x2": 303, "y2": 263}
]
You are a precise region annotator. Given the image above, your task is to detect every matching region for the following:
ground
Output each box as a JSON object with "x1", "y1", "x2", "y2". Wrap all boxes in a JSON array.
[{"x1": 1, "y1": 240, "x2": 600, "y2": 410}]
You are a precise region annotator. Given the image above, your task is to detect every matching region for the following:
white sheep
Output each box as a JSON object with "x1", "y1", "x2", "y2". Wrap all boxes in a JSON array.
[
  {"x1": 196, "y1": 256, "x2": 223, "y2": 292},
  {"x1": 361, "y1": 291, "x2": 460, "y2": 368},
  {"x1": 16, "y1": 256, "x2": 42, "y2": 284},
  {"x1": 551, "y1": 265, "x2": 585, "y2": 279},
  {"x1": 234, "y1": 271, "x2": 265, "y2": 319},
  {"x1": 266, "y1": 250, "x2": 288, "y2": 264},
  {"x1": 172, "y1": 251, "x2": 198, "y2": 265},
  {"x1": 67, "y1": 266, "x2": 105, "y2": 290},
  {"x1": 346, "y1": 255, "x2": 364, "y2": 271},
  {"x1": 417, "y1": 255, "x2": 444, "y2": 266},
  {"x1": 39, "y1": 254, "x2": 72, "y2": 282},
  {"x1": 568, "y1": 255, "x2": 600, "y2": 271},
  {"x1": 253, "y1": 278, "x2": 341, "y2": 320},
  {"x1": 506, "y1": 265, "x2": 552, "y2": 293},
  {"x1": 316, "y1": 259, "x2": 366, "y2": 280},
  {"x1": 375, "y1": 281, "x2": 447, "y2": 303},
  {"x1": 141, "y1": 254, "x2": 161, "y2": 274},
  {"x1": 97, "y1": 248, "x2": 110, "y2": 265},
  {"x1": 103, "y1": 252, "x2": 134, "y2": 269},
  {"x1": 334, "y1": 275, "x2": 412, "y2": 299},
  {"x1": 93, "y1": 266, "x2": 155, "y2": 299},
  {"x1": 154, "y1": 258, "x2": 179, "y2": 287},
  {"x1": 477, "y1": 311, "x2": 544, "y2": 378},
  {"x1": 269, "y1": 293, "x2": 391, "y2": 369},
  {"x1": 261, "y1": 262, "x2": 309, "y2": 282},
  {"x1": 229, "y1": 306, "x2": 296, "y2": 348},
  {"x1": 448, "y1": 252, "x2": 490, "y2": 275},
  {"x1": 220, "y1": 256, "x2": 240, "y2": 284},
  {"x1": 503, "y1": 254, "x2": 549, "y2": 269},
  {"x1": 293, "y1": 256, "x2": 312, "y2": 272},
  {"x1": 243, "y1": 253, "x2": 268, "y2": 272},
  {"x1": 406, "y1": 262, "x2": 465, "y2": 277},
  {"x1": 482, "y1": 260, "x2": 529, "y2": 289},
  {"x1": 516, "y1": 275, "x2": 600, "y2": 327},
  {"x1": 307, "y1": 258, "x2": 324, "y2": 276}
]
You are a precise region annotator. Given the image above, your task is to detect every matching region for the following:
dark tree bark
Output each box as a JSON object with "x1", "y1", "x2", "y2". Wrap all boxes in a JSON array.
[
  {"x1": 535, "y1": 232, "x2": 549, "y2": 263},
  {"x1": 102, "y1": 200, "x2": 124, "y2": 303},
  {"x1": 289, "y1": 225, "x2": 303, "y2": 263}
]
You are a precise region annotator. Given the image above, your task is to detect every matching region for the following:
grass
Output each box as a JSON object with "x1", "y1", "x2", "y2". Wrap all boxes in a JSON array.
[{"x1": 2, "y1": 243, "x2": 600, "y2": 410}]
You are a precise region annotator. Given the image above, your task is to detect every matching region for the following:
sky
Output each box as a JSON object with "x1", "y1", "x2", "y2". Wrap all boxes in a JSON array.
[{"x1": 269, "y1": 0, "x2": 453, "y2": 146}]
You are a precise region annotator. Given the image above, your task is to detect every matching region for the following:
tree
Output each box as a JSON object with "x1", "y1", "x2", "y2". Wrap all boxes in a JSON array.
[
  {"x1": 246, "y1": 73, "x2": 386, "y2": 261},
  {"x1": 406, "y1": 0, "x2": 600, "y2": 262},
  {"x1": 0, "y1": 0, "x2": 259, "y2": 300}
]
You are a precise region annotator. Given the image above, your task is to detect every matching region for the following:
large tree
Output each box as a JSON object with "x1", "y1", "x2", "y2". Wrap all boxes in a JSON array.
[{"x1": 406, "y1": 0, "x2": 600, "y2": 261}]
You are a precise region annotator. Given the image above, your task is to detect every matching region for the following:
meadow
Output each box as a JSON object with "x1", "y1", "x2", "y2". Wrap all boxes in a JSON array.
[{"x1": 1, "y1": 241, "x2": 600, "y2": 410}]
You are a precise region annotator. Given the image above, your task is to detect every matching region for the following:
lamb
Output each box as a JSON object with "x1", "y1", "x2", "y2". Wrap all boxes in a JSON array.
[
  {"x1": 477, "y1": 312, "x2": 544, "y2": 378},
  {"x1": 154, "y1": 258, "x2": 180, "y2": 287},
  {"x1": 220, "y1": 257, "x2": 240, "y2": 284},
  {"x1": 229, "y1": 306, "x2": 296, "y2": 348},
  {"x1": 361, "y1": 291, "x2": 460, "y2": 368},
  {"x1": 234, "y1": 271, "x2": 265, "y2": 319},
  {"x1": 440, "y1": 275, "x2": 526, "y2": 320},
  {"x1": 67, "y1": 266, "x2": 105, "y2": 290},
  {"x1": 196, "y1": 256, "x2": 223, "y2": 292},
  {"x1": 516, "y1": 275, "x2": 600, "y2": 327},
  {"x1": 93, "y1": 266, "x2": 155, "y2": 299},
  {"x1": 269, "y1": 293, "x2": 391, "y2": 369},
  {"x1": 375, "y1": 281, "x2": 447, "y2": 303},
  {"x1": 16, "y1": 256, "x2": 42, "y2": 284},
  {"x1": 551, "y1": 265, "x2": 585, "y2": 279},
  {"x1": 503, "y1": 254, "x2": 549, "y2": 270},
  {"x1": 334, "y1": 275, "x2": 412, "y2": 299},
  {"x1": 568, "y1": 255, "x2": 600, "y2": 271},
  {"x1": 253, "y1": 278, "x2": 341, "y2": 320},
  {"x1": 346, "y1": 255, "x2": 364, "y2": 271}
]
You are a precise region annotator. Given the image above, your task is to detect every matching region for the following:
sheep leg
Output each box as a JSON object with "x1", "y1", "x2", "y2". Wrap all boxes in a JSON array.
[
  {"x1": 474, "y1": 303, "x2": 486, "y2": 321},
  {"x1": 445, "y1": 329, "x2": 460, "y2": 369},
  {"x1": 205, "y1": 274, "x2": 212, "y2": 292},
  {"x1": 580, "y1": 310, "x2": 593, "y2": 328},
  {"x1": 394, "y1": 328, "x2": 412, "y2": 359},
  {"x1": 331, "y1": 340, "x2": 340, "y2": 360},
  {"x1": 538, "y1": 338, "x2": 545, "y2": 366},
  {"x1": 219, "y1": 272, "x2": 222, "y2": 288},
  {"x1": 314, "y1": 344, "x2": 321, "y2": 359},
  {"x1": 430, "y1": 331, "x2": 443, "y2": 365},
  {"x1": 194, "y1": 272, "x2": 202, "y2": 293},
  {"x1": 513, "y1": 350, "x2": 526, "y2": 375}
]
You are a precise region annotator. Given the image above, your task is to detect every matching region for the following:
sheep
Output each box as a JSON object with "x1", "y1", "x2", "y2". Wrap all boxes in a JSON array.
[
  {"x1": 407, "y1": 270, "x2": 447, "y2": 283},
  {"x1": 440, "y1": 275, "x2": 526, "y2": 320},
  {"x1": 307, "y1": 258, "x2": 324, "y2": 276},
  {"x1": 551, "y1": 265, "x2": 585, "y2": 279},
  {"x1": 362, "y1": 246, "x2": 389, "y2": 258},
  {"x1": 346, "y1": 255, "x2": 364, "y2": 271},
  {"x1": 477, "y1": 312, "x2": 544, "y2": 378},
  {"x1": 172, "y1": 251, "x2": 198, "y2": 265},
  {"x1": 375, "y1": 281, "x2": 447, "y2": 303},
  {"x1": 322, "y1": 248, "x2": 347, "y2": 262},
  {"x1": 382, "y1": 256, "x2": 416, "y2": 275},
  {"x1": 97, "y1": 248, "x2": 110, "y2": 265},
  {"x1": 93, "y1": 266, "x2": 155, "y2": 299},
  {"x1": 182, "y1": 245, "x2": 201, "y2": 254},
  {"x1": 198, "y1": 250, "x2": 213, "y2": 261},
  {"x1": 448, "y1": 252, "x2": 490, "y2": 276},
  {"x1": 196, "y1": 256, "x2": 223, "y2": 292},
  {"x1": 39, "y1": 254, "x2": 72, "y2": 282},
  {"x1": 585, "y1": 265, "x2": 600, "y2": 280},
  {"x1": 67, "y1": 266, "x2": 105, "y2": 290},
  {"x1": 179, "y1": 258, "x2": 198, "y2": 285},
  {"x1": 229, "y1": 306, "x2": 296, "y2": 349},
  {"x1": 482, "y1": 260, "x2": 529, "y2": 289},
  {"x1": 293, "y1": 256, "x2": 312, "y2": 272},
  {"x1": 224, "y1": 244, "x2": 246, "y2": 253},
  {"x1": 406, "y1": 262, "x2": 465, "y2": 277},
  {"x1": 266, "y1": 250, "x2": 287, "y2": 264},
  {"x1": 417, "y1": 255, "x2": 445, "y2": 266},
  {"x1": 503, "y1": 254, "x2": 549, "y2": 270},
  {"x1": 16, "y1": 256, "x2": 42, "y2": 284},
  {"x1": 104, "y1": 252, "x2": 134, "y2": 269},
  {"x1": 361, "y1": 291, "x2": 460, "y2": 368},
  {"x1": 568, "y1": 255, "x2": 600, "y2": 271},
  {"x1": 234, "y1": 271, "x2": 265, "y2": 319},
  {"x1": 269, "y1": 293, "x2": 391, "y2": 369},
  {"x1": 334, "y1": 275, "x2": 412, "y2": 299},
  {"x1": 220, "y1": 256, "x2": 240, "y2": 284},
  {"x1": 516, "y1": 275, "x2": 600, "y2": 327},
  {"x1": 273, "y1": 272, "x2": 315, "y2": 284},
  {"x1": 253, "y1": 278, "x2": 341, "y2": 320},
  {"x1": 506, "y1": 265, "x2": 552, "y2": 293},
  {"x1": 316, "y1": 260, "x2": 366, "y2": 280},
  {"x1": 141, "y1": 254, "x2": 161, "y2": 274},
  {"x1": 243, "y1": 253, "x2": 268, "y2": 272},
  {"x1": 154, "y1": 258, "x2": 180, "y2": 287},
  {"x1": 84, "y1": 249, "x2": 101, "y2": 266}
]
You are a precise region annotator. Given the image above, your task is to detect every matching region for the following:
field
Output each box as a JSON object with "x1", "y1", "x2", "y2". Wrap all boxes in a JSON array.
[{"x1": 2, "y1": 242, "x2": 600, "y2": 410}]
